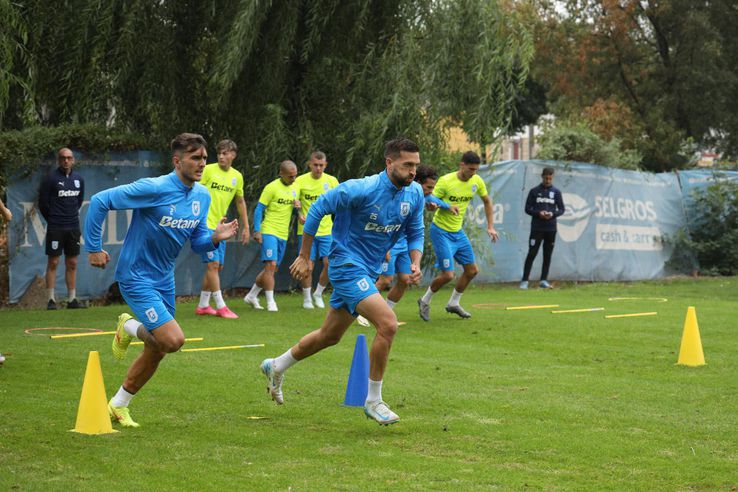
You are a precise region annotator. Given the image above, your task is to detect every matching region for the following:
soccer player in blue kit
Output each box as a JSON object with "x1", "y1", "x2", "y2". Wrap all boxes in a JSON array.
[
  {"x1": 84, "y1": 133, "x2": 238, "y2": 428},
  {"x1": 260, "y1": 138, "x2": 425, "y2": 425}
]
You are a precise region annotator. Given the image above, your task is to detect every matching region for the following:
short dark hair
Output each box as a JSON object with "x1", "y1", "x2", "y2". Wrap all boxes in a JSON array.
[
  {"x1": 310, "y1": 150, "x2": 326, "y2": 161},
  {"x1": 415, "y1": 164, "x2": 438, "y2": 184},
  {"x1": 216, "y1": 139, "x2": 237, "y2": 153},
  {"x1": 171, "y1": 133, "x2": 207, "y2": 154},
  {"x1": 384, "y1": 137, "x2": 419, "y2": 159},
  {"x1": 542, "y1": 167, "x2": 555, "y2": 176},
  {"x1": 461, "y1": 151, "x2": 481, "y2": 165}
]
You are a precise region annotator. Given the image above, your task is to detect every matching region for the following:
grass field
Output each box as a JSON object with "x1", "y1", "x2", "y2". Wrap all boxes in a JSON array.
[{"x1": 1, "y1": 278, "x2": 736, "y2": 491}]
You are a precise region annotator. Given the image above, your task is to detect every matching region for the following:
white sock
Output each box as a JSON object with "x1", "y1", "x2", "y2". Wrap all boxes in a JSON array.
[
  {"x1": 110, "y1": 386, "x2": 135, "y2": 407},
  {"x1": 247, "y1": 284, "x2": 262, "y2": 298},
  {"x1": 47, "y1": 288, "x2": 55, "y2": 302},
  {"x1": 124, "y1": 318, "x2": 143, "y2": 339},
  {"x1": 68, "y1": 289, "x2": 76, "y2": 301},
  {"x1": 212, "y1": 290, "x2": 226, "y2": 309},
  {"x1": 421, "y1": 287, "x2": 434, "y2": 304},
  {"x1": 198, "y1": 291, "x2": 212, "y2": 308},
  {"x1": 273, "y1": 348, "x2": 299, "y2": 373},
  {"x1": 366, "y1": 379, "x2": 383, "y2": 404},
  {"x1": 265, "y1": 291, "x2": 275, "y2": 304},
  {"x1": 386, "y1": 299, "x2": 397, "y2": 310},
  {"x1": 302, "y1": 287, "x2": 311, "y2": 301},
  {"x1": 448, "y1": 289, "x2": 463, "y2": 307},
  {"x1": 314, "y1": 283, "x2": 326, "y2": 296}
]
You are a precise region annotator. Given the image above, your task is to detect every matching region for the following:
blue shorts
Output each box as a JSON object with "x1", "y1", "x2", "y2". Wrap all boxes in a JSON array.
[
  {"x1": 200, "y1": 229, "x2": 226, "y2": 264},
  {"x1": 328, "y1": 263, "x2": 379, "y2": 316},
  {"x1": 260, "y1": 234, "x2": 286, "y2": 266},
  {"x1": 298, "y1": 234, "x2": 333, "y2": 262},
  {"x1": 119, "y1": 281, "x2": 175, "y2": 331},
  {"x1": 380, "y1": 245, "x2": 411, "y2": 277},
  {"x1": 429, "y1": 223, "x2": 475, "y2": 271}
]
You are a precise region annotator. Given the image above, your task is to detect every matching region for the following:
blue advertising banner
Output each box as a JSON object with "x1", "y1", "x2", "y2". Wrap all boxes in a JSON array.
[{"x1": 7, "y1": 154, "x2": 736, "y2": 303}]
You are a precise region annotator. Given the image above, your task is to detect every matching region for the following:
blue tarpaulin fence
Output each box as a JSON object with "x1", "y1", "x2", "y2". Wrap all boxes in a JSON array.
[{"x1": 6, "y1": 155, "x2": 737, "y2": 303}]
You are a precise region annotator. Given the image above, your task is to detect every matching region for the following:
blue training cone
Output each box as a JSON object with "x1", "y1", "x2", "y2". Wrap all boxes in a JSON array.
[{"x1": 344, "y1": 334, "x2": 370, "y2": 406}]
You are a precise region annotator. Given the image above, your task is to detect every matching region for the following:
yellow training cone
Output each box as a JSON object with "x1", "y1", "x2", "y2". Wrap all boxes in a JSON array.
[
  {"x1": 677, "y1": 306, "x2": 706, "y2": 367},
  {"x1": 70, "y1": 351, "x2": 118, "y2": 435}
]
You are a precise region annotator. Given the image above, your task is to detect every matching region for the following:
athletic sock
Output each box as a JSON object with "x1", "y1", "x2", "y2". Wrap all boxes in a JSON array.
[
  {"x1": 314, "y1": 283, "x2": 326, "y2": 297},
  {"x1": 110, "y1": 386, "x2": 135, "y2": 407},
  {"x1": 448, "y1": 289, "x2": 463, "y2": 307},
  {"x1": 198, "y1": 291, "x2": 212, "y2": 308},
  {"x1": 47, "y1": 288, "x2": 55, "y2": 302},
  {"x1": 302, "y1": 287, "x2": 312, "y2": 301},
  {"x1": 386, "y1": 299, "x2": 397, "y2": 310},
  {"x1": 68, "y1": 289, "x2": 76, "y2": 301},
  {"x1": 212, "y1": 290, "x2": 226, "y2": 309},
  {"x1": 124, "y1": 319, "x2": 143, "y2": 339},
  {"x1": 366, "y1": 379, "x2": 383, "y2": 404},
  {"x1": 247, "y1": 284, "x2": 262, "y2": 298},
  {"x1": 273, "y1": 349, "x2": 298, "y2": 373},
  {"x1": 265, "y1": 290, "x2": 275, "y2": 304},
  {"x1": 421, "y1": 287, "x2": 434, "y2": 304}
]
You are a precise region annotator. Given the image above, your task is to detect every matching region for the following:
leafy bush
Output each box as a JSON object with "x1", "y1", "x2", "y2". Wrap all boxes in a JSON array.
[
  {"x1": 669, "y1": 180, "x2": 738, "y2": 276},
  {"x1": 536, "y1": 121, "x2": 642, "y2": 170}
]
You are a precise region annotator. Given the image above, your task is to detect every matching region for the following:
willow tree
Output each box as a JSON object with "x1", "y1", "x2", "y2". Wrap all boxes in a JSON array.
[{"x1": 1, "y1": 0, "x2": 533, "y2": 195}]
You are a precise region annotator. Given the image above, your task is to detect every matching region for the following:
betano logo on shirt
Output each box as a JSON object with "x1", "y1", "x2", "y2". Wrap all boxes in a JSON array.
[
  {"x1": 159, "y1": 216, "x2": 200, "y2": 229},
  {"x1": 210, "y1": 182, "x2": 235, "y2": 193},
  {"x1": 448, "y1": 195, "x2": 472, "y2": 203},
  {"x1": 365, "y1": 222, "x2": 401, "y2": 233},
  {"x1": 276, "y1": 198, "x2": 295, "y2": 205},
  {"x1": 58, "y1": 190, "x2": 81, "y2": 197},
  {"x1": 536, "y1": 196, "x2": 556, "y2": 205}
]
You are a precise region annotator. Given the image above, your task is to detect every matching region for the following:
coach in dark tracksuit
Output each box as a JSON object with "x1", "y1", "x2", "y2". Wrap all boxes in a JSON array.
[
  {"x1": 39, "y1": 147, "x2": 85, "y2": 309},
  {"x1": 520, "y1": 167, "x2": 565, "y2": 289}
]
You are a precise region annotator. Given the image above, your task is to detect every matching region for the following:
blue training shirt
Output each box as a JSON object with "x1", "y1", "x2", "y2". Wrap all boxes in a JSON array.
[
  {"x1": 303, "y1": 170, "x2": 424, "y2": 275},
  {"x1": 84, "y1": 171, "x2": 216, "y2": 289},
  {"x1": 389, "y1": 193, "x2": 449, "y2": 254}
]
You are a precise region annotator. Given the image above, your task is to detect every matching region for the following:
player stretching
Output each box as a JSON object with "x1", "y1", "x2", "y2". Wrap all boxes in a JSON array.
[
  {"x1": 418, "y1": 151, "x2": 498, "y2": 321},
  {"x1": 294, "y1": 151, "x2": 339, "y2": 309},
  {"x1": 195, "y1": 139, "x2": 250, "y2": 318},
  {"x1": 85, "y1": 133, "x2": 238, "y2": 427},
  {"x1": 260, "y1": 138, "x2": 424, "y2": 425},
  {"x1": 243, "y1": 161, "x2": 299, "y2": 312}
]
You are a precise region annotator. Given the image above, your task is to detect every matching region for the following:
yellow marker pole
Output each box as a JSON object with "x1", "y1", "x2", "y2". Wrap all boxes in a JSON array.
[
  {"x1": 605, "y1": 312, "x2": 657, "y2": 319},
  {"x1": 131, "y1": 337, "x2": 204, "y2": 346},
  {"x1": 181, "y1": 344, "x2": 265, "y2": 353},
  {"x1": 51, "y1": 331, "x2": 115, "y2": 339},
  {"x1": 552, "y1": 307, "x2": 605, "y2": 314},
  {"x1": 505, "y1": 304, "x2": 559, "y2": 311}
]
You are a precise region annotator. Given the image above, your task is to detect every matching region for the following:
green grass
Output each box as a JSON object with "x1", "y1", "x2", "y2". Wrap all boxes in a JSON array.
[{"x1": 1, "y1": 278, "x2": 737, "y2": 490}]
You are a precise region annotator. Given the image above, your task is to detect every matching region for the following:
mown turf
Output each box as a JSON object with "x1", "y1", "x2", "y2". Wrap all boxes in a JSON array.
[{"x1": 1, "y1": 278, "x2": 736, "y2": 490}]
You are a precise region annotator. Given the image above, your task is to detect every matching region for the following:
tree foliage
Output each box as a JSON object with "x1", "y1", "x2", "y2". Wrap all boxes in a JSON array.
[
  {"x1": 0, "y1": 0, "x2": 533, "y2": 197},
  {"x1": 523, "y1": 0, "x2": 738, "y2": 171},
  {"x1": 669, "y1": 180, "x2": 738, "y2": 276}
]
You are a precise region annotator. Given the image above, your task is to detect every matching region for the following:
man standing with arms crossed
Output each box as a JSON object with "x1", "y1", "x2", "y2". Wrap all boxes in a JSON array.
[
  {"x1": 260, "y1": 138, "x2": 425, "y2": 425},
  {"x1": 243, "y1": 161, "x2": 300, "y2": 312},
  {"x1": 417, "y1": 151, "x2": 498, "y2": 321},
  {"x1": 294, "y1": 151, "x2": 339, "y2": 309},
  {"x1": 39, "y1": 147, "x2": 85, "y2": 309},
  {"x1": 195, "y1": 139, "x2": 250, "y2": 318},
  {"x1": 85, "y1": 133, "x2": 238, "y2": 428}
]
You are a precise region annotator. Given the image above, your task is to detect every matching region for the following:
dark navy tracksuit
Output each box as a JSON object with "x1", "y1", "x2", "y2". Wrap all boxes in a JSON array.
[
  {"x1": 522, "y1": 183, "x2": 565, "y2": 282},
  {"x1": 38, "y1": 167, "x2": 85, "y2": 256}
]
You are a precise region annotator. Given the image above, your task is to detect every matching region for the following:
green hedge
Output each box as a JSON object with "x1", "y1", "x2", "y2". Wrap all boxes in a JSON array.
[{"x1": 0, "y1": 124, "x2": 158, "y2": 185}]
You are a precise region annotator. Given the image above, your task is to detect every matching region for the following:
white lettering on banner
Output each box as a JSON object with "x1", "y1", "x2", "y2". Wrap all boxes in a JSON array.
[
  {"x1": 595, "y1": 224, "x2": 663, "y2": 251},
  {"x1": 558, "y1": 193, "x2": 590, "y2": 242},
  {"x1": 594, "y1": 196, "x2": 657, "y2": 222},
  {"x1": 465, "y1": 203, "x2": 504, "y2": 226}
]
